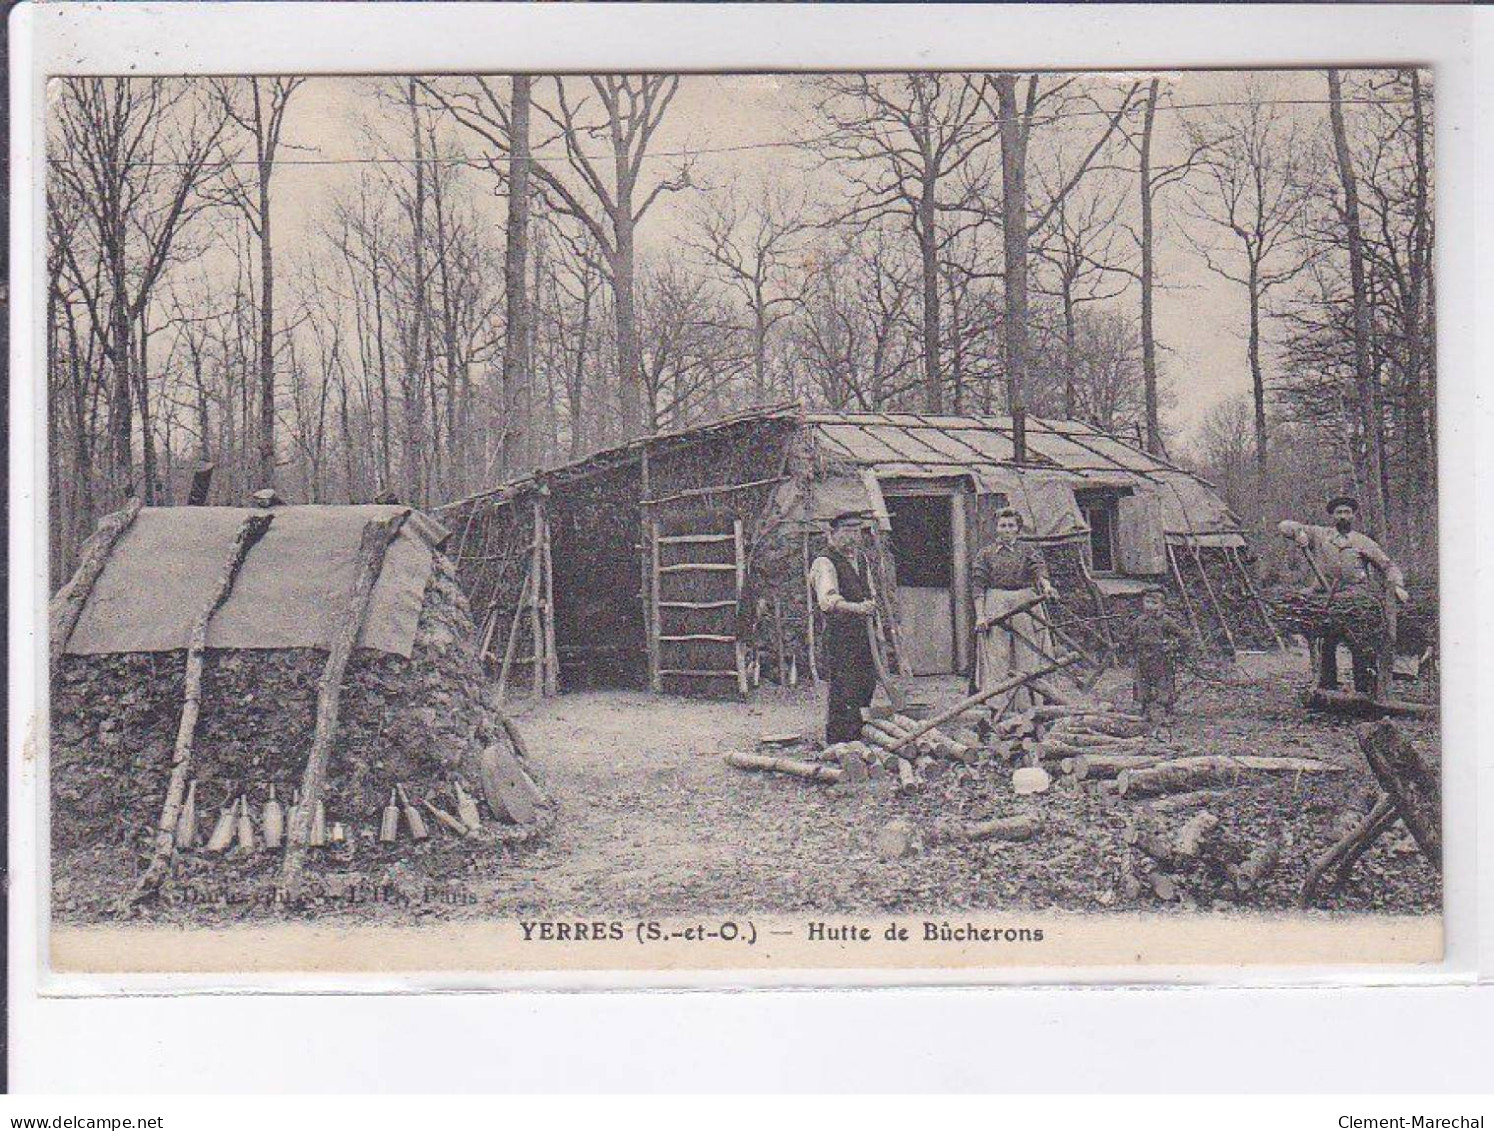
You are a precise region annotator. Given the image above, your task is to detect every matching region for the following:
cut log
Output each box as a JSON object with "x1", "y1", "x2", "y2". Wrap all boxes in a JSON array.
[
  {"x1": 1230, "y1": 843, "x2": 1280, "y2": 893},
  {"x1": 1147, "y1": 790, "x2": 1224, "y2": 813},
  {"x1": 49, "y1": 497, "x2": 143, "y2": 669},
  {"x1": 473, "y1": 740, "x2": 539, "y2": 826},
  {"x1": 1041, "y1": 734, "x2": 1148, "y2": 758},
  {"x1": 886, "y1": 654, "x2": 1081, "y2": 755},
  {"x1": 132, "y1": 512, "x2": 273, "y2": 903},
  {"x1": 1357, "y1": 720, "x2": 1440, "y2": 864},
  {"x1": 725, "y1": 751, "x2": 842, "y2": 784},
  {"x1": 1061, "y1": 753, "x2": 1165, "y2": 780},
  {"x1": 280, "y1": 512, "x2": 406, "y2": 903},
  {"x1": 1305, "y1": 688, "x2": 1437, "y2": 720},
  {"x1": 1118, "y1": 755, "x2": 1344, "y2": 798},
  {"x1": 942, "y1": 813, "x2": 1042, "y2": 843},
  {"x1": 1046, "y1": 721, "x2": 1150, "y2": 744},
  {"x1": 837, "y1": 747, "x2": 868, "y2": 785},
  {"x1": 1172, "y1": 811, "x2": 1220, "y2": 859},
  {"x1": 892, "y1": 714, "x2": 972, "y2": 762}
]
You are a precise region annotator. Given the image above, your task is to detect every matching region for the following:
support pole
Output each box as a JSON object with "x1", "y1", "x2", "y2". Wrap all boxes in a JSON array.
[
  {"x1": 1230, "y1": 545, "x2": 1286, "y2": 651},
  {"x1": 280, "y1": 512, "x2": 405, "y2": 903},
  {"x1": 1190, "y1": 542, "x2": 1237, "y2": 655},
  {"x1": 802, "y1": 532, "x2": 820, "y2": 685},
  {"x1": 733, "y1": 518, "x2": 749, "y2": 698},
  {"x1": 530, "y1": 501, "x2": 545, "y2": 700},
  {"x1": 1166, "y1": 543, "x2": 1207, "y2": 650},
  {"x1": 50, "y1": 497, "x2": 143, "y2": 670},
  {"x1": 132, "y1": 512, "x2": 274, "y2": 903}
]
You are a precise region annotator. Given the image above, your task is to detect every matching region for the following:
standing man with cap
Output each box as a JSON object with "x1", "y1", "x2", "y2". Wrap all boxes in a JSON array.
[
  {"x1": 808, "y1": 512, "x2": 880, "y2": 745},
  {"x1": 1279, "y1": 494, "x2": 1408, "y2": 695}
]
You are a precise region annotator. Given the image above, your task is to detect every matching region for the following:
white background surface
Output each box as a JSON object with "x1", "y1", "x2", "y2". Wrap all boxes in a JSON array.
[{"x1": 9, "y1": 2, "x2": 1492, "y2": 1091}]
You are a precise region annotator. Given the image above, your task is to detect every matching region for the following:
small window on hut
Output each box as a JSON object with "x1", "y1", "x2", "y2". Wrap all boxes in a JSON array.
[{"x1": 1074, "y1": 489, "x2": 1123, "y2": 575}]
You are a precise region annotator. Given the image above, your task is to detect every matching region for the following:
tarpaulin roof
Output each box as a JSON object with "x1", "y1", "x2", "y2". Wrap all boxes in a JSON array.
[
  {"x1": 64, "y1": 505, "x2": 444, "y2": 659},
  {"x1": 806, "y1": 411, "x2": 1236, "y2": 537}
]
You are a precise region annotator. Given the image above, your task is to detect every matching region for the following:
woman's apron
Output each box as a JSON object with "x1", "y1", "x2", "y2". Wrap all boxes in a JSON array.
[{"x1": 976, "y1": 587, "x2": 1051, "y2": 710}]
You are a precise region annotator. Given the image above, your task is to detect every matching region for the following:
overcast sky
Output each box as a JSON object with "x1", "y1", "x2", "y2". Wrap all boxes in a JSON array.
[{"x1": 256, "y1": 69, "x2": 1366, "y2": 447}]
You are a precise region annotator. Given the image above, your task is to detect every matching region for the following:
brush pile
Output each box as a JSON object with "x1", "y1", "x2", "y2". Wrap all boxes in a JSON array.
[{"x1": 52, "y1": 554, "x2": 552, "y2": 917}]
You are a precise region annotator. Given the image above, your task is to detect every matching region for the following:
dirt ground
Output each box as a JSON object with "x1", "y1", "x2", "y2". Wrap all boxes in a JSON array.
[
  {"x1": 57, "y1": 644, "x2": 1440, "y2": 925},
  {"x1": 473, "y1": 645, "x2": 1440, "y2": 919}
]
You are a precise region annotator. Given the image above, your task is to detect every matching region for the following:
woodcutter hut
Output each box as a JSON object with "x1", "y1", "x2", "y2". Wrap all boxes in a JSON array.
[
  {"x1": 51, "y1": 502, "x2": 544, "y2": 911},
  {"x1": 437, "y1": 405, "x2": 1279, "y2": 700}
]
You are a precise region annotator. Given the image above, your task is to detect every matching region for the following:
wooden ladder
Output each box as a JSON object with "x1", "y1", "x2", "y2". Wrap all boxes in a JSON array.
[{"x1": 647, "y1": 518, "x2": 748, "y2": 698}]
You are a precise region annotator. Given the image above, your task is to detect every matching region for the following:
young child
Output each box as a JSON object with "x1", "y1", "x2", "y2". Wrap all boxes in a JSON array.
[{"x1": 1123, "y1": 587, "x2": 1194, "y2": 721}]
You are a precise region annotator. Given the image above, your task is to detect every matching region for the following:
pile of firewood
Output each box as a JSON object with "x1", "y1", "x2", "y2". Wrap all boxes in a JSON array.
[
  {"x1": 725, "y1": 714, "x2": 978, "y2": 792},
  {"x1": 1117, "y1": 806, "x2": 1282, "y2": 906}
]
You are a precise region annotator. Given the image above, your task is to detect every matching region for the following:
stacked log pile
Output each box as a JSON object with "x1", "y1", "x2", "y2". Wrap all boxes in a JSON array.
[{"x1": 721, "y1": 687, "x2": 1414, "y2": 911}]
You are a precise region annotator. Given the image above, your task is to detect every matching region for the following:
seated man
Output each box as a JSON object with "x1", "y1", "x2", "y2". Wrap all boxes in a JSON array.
[{"x1": 1279, "y1": 494, "x2": 1407, "y2": 695}]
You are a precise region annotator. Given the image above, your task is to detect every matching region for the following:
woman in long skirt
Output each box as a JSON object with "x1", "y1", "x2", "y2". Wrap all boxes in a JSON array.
[{"x1": 973, "y1": 507, "x2": 1057, "y2": 711}]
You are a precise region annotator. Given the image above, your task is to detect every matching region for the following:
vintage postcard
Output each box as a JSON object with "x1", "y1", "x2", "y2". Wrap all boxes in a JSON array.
[{"x1": 36, "y1": 59, "x2": 1443, "y2": 980}]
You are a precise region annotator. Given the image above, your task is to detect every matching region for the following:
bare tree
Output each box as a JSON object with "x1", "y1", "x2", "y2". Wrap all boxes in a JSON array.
[
  {"x1": 501, "y1": 75, "x2": 534, "y2": 475},
  {"x1": 1327, "y1": 67, "x2": 1388, "y2": 538},
  {"x1": 424, "y1": 75, "x2": 690, "y2": 437},
  {"x1": 1123, "y1": 77, "x2": 1208, "y2": 456},
  {"x1": 49, "y1": 78, "x2": 227, "y2": 504},
  {"x1": 1033, "y1": 173, "x2": 1132, "y2": 417},
  {"x1": 213, "y1": 77, "x2": 305, "y2": 490},
  {"x1": 1182, "y1": 79, "x2": 1312, "y2": 496},
  {"x1": 807, "y1": 74, "x2": 996, "y2": 412},
  {"x1": 686, "y1": 185, "x2": 809, "y2": 405},
  {"x1": 980, "y1": 74, "x2": 1139, "y2": 454}
]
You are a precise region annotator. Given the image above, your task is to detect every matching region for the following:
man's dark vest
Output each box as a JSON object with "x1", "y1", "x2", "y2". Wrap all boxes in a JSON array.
[{"x1": 820, "y1": 547, "x2": 875, "y2": 676}]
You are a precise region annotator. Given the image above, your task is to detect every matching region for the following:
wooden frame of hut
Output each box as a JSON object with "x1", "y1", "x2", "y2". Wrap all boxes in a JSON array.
[{"x1": 436, "y1": 404, "x2": 1278, "y2": 700}]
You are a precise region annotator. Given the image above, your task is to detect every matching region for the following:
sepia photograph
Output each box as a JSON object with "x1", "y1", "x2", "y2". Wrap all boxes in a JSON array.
[{"x1": 40, "y1": 63, "x2": 1442, "y2": 974}]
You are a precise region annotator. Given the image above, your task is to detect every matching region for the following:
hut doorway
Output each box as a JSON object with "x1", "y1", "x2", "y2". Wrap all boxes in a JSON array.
[{"x1": 883, "y1": 483, "x2": 970, "y2": 676}]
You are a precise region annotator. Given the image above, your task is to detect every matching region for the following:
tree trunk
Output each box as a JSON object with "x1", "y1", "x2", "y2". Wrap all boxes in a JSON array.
[
  {"x1": 1400, "y1": 68, "x2": 1432, "y2": 525},
  {"x1": 1139, "y1": 78, "x2": 1162, "y2": 456},
  {"x1": 1327, "y1": 69, "x2": 1388, "y2": 539},
  {"x1": 108, "y1": 246, "x2": 133, "y2": 499},
  {"x1": 1247, "y1": 264, "x2": 1268, "y2": 509},
  {"x1": 614, "y1": 220, "x2": 644, "y2": 436},
  {"x1": 1062, "y1": 281, "x2": 1077, "y2": 418},
  {"x1": 502, "y1": 74, "x2": 534, "y2": 476},
  {"x1": 257, "y1": 160, "x2": 276, "y2": 490},
  {"x1": 995, "y1": 73, "x2": 1029, "y2": 460},
  {"x1": 919, "y1": 182, "x2": 942, "y2": 412}
]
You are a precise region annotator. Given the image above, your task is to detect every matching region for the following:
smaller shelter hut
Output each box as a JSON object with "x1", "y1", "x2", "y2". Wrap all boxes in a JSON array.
[
  {"x1": 437, "y1": 406, "x2": 1280, "y2": 700},
  {"x1": 51, "y1": 502, "x2": 545, "y2": 914}
]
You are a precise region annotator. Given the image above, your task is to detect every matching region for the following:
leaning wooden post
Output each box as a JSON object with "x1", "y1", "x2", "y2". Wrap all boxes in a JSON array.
[
  {"x1": 733, "y1": 518, "x2": 749, "y2": 698},
  {"x1": 279, "y1": 512, "x2": 405, "y2": 903},
  {"x1": 888, "y1": 653, "x2": 1081, "y2": 754},
  {"x1": 49, "y1": 497, "x2": 143, "y2": 670},
  {"x1": 801, "y1": 531, "x2": 820, "y2": 685},
  {"x1": 132, "y1": 512, "x2": 274, "y2": 904},
  {"x1": 540, "y1": 493, "x2": 560, "y2": 696},
  {"x1": 495, "y1": 558, "x2": 533, "y2": 704},
  {"x1": 530, "y1": 499, "x2": 545, "y2": 700},
  {"x1": 1358, "y1": 719, "x2": 1440, "y2": 865}
]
